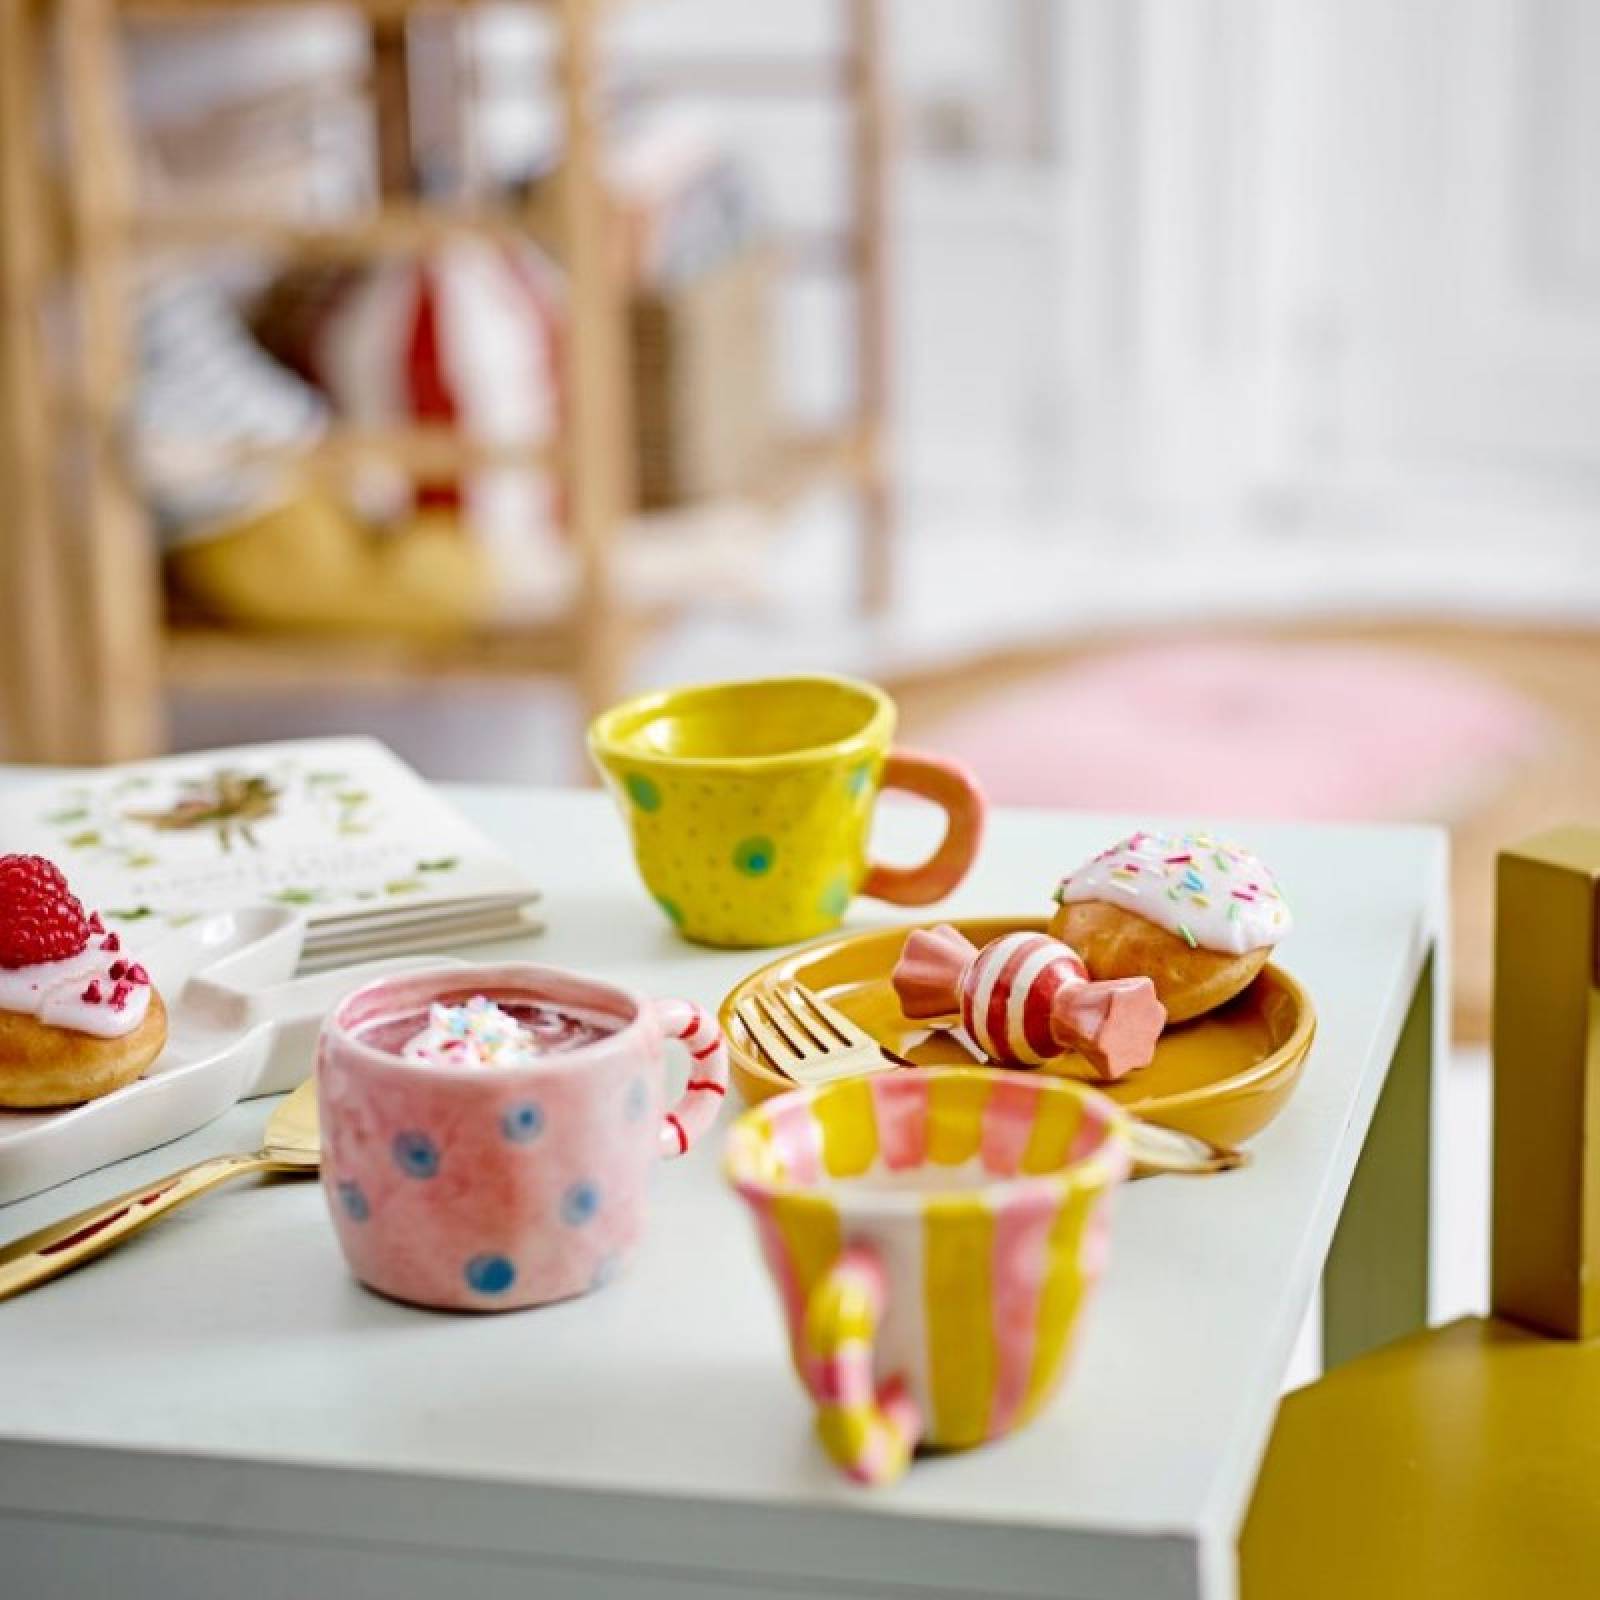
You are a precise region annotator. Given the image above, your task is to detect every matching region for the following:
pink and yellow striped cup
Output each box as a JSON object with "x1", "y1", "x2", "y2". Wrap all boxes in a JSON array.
[{"x1": 724, "y1": 1066, "x2": 1132, "y2": 1485}]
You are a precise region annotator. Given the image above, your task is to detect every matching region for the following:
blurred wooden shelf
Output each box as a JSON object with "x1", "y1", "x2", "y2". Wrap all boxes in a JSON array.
[
  {"x1": 138, "y1": 202, "x2": 544, "y2": 260},
  {"x1": 0, "y1": 0, "x2": 894, "y2": 764},
  {"x1": 122, "y1": 0, "x2": 578, "y2": 16},
  {"x1": 160, "y1": 425, "x2": 864, "y2": 690},
  {"x1": 141, "y1": 423, "x2": 556, "y2": 480}
]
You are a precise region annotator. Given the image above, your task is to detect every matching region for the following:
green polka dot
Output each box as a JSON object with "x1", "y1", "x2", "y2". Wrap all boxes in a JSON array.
[
  {"x1": 733, "y1": 836, "x2": 777, "y2": 876},
  {"x1": 654, "y1": 893, "x2": 684, "y2": 926},
  {"x1": 846, "y1": 761, "x2": 873, "y2": 796},
  {"x1": 819, "y1": 875, "x2": 851, "y2": 918},
  {"x1": 625, "y1": 773, "x2": 661, "y2": 812}
]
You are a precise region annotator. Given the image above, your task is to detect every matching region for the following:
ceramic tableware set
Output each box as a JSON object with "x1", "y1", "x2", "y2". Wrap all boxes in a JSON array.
[{"x1": 0, "y1": 673, "x2": 1314, "y2": 1489}]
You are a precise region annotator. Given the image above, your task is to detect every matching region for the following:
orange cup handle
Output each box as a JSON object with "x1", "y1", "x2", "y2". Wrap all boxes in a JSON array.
[{"x1": 861, "y1": 750, "x2": 986, "y2": 906}]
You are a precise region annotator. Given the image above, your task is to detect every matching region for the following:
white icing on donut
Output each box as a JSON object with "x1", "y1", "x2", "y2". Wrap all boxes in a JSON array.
[
  {"x1": 1055, "y1": 830, "x2": 1291, "y2": 956},
  {"x1": 0, "y1": 949, "x2": 103, "y2": 1014},
  {"x1": 0, "y1": 920, "x2": 155, "y2": 1039},
  {"x1": 38, "y1": 968, "x2": 152, "y2": 1038}
]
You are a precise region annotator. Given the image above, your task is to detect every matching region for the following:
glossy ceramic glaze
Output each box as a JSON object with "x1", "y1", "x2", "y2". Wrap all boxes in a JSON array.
[
  {"x1": 0, "y1": 905, "x2": 452, "y2": 1207},
  {"x1": 588, "y1": 675, "x2": 985, "y2": 948},
  {"x1": 317, "y1": 963, "x2": 728, "y2": 1311},
  {"x1": 725, "y1": 1067, "x2": 1131, "y2": 1483},
  {"x1": 721, "y1": 918, "x2": 1317, "y2": 1147}
]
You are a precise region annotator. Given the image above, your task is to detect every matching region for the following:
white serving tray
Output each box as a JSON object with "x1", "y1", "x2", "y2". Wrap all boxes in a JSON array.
[{"x1": 0, "y1": 906, "x2": 457, "y2": 1205}]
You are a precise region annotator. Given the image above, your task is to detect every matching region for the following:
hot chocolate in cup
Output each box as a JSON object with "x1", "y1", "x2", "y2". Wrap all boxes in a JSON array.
[{"x1": 317, "y1": 963, "x2": 728, "y2": 1311}]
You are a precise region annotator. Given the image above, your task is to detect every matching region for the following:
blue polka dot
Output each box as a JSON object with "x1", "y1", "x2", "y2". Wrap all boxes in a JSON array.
[
  {"x1": 846, "y1": 760, "x2": 873, "y2": 796},
  {"x1": 624, "y1": 1078, "x2": 648, "y2": 1123},
  {"x1": 733, "y1": 835, "x2": 777, "y2": 876},
  {"x1": 336, "y1": 1179, "x2": 369, "y2": 1221},
  {"x1": 464, "y1": 1253, "x2": 516, "y2": 1294},
  {"x1": 392, "y1": 1130, "x2": 439, "y2": 1179},
  {"x1": 562, "y1": 1179, "x2": 601, "y2": 1226},
  {"x1": 501, "y1": 1101, "x2": 545, "y2": 1143}
]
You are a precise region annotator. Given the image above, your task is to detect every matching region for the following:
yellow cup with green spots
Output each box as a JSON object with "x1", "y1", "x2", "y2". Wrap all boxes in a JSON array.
[{"x1": 588, "y1": 676, "x2": 987, "y2": 948}]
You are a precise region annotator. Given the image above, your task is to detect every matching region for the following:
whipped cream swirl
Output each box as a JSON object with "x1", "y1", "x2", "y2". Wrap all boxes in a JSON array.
[{"x1": 402, "y1": 997, "x2": 542, "y2": 1068}]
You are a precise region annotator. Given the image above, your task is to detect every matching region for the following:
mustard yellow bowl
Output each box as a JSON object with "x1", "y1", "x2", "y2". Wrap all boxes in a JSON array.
[
  {"x1": 589, "y1": 676, "x2": 986, "y2": 948},
  {"x1": 720, "y1": 917, "x2": 1317, "y2": 1148}
]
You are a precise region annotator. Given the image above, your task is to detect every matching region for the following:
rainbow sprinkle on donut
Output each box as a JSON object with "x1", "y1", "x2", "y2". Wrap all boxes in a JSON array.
[{"x1": 1054, "y1": 830, "x2": 1290, "y2": 957}]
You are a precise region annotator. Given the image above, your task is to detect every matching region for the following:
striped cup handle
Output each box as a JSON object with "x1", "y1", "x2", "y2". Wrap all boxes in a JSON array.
[
  {"x1": 803, "y1": 1245, "x2": 923, "y2": 1486},
  {"x1": 653, "y1": 998, "x2": 729, "y2": 1160}
]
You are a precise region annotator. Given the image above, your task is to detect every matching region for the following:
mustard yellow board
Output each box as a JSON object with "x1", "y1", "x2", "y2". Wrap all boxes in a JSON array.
[
  {"x1": 1242, "y1": 826, "x2": 1600, "y2": 1598},
  {"x1": 1241, "y1": 1315, "x2": 1600, "y2": 1598},
  {"x1": 721, "y1": 918, "x2": 1317, "y2": 1149}
]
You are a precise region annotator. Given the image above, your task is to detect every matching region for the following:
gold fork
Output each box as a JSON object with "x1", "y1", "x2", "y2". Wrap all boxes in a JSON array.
[
  {"x1": 734, "y1": 983, "x2": 901, "y2": 1087},
  {"x1": 0, "y1": 1078, "x2": 320, "y2": 1302}
]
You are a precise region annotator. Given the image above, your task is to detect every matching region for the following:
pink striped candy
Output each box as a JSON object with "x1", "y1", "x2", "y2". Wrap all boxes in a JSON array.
[{"x1": 892, "y1": 924, "x2": 1166, "y2": 1080}]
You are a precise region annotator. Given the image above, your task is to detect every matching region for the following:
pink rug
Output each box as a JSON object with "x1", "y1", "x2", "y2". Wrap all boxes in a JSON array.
[{"x1": 927, "y1": 641, "x2": 1551, "y2": 820}]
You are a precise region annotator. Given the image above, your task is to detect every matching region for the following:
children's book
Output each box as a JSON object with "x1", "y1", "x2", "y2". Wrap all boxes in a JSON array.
[{"x1": 0, "y1": 738, "x2": 541, "y2": 967}]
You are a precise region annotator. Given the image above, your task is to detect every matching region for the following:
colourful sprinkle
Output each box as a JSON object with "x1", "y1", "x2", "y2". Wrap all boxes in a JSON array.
[{"x1": 1057, "y1": 827, "x2": 1290, "y2": 956}]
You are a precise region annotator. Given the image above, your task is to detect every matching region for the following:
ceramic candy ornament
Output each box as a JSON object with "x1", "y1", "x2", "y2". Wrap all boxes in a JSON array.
[
  {"x1": 893, "y1": 925, "x2": 1166, "y2": 1080},
  {"x1": 1051, "y1": 830, "x2": 1292, "y2": 1022}
]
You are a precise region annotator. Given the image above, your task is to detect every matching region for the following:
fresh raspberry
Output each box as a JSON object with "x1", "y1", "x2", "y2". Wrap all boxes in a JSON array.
[{"x1": 0, "y1": 854, "x2": 92, "y2": 969}]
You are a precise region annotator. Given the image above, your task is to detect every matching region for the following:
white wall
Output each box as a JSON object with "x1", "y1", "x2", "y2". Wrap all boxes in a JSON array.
[
  {"x1": 1053, "y1": 0, "x2": 1600, "y2": 523},
  {"x1": 127, "y1": 2, "x2": 1600, "y2": 549}
]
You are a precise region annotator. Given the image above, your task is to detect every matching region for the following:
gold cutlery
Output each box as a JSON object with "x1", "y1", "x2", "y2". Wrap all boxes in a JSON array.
[
  {"x1": 735, "y1": 983, "x2": 902, "y2": 1087},
  {"x1": 0, "y1": 1078, "x2": 319, "y2": 1302}
]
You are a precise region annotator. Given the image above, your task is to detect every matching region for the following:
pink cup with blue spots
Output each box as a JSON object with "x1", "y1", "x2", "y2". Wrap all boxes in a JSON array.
[{"x1": 315, "y1": 963, "x2": 729, "y2": 1311}]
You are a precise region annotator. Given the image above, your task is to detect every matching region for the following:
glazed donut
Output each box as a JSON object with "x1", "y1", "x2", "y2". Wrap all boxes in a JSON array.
[
  {"x1": 1050, "y1": 831, "x2": 1290, "y2": 1023},
  {"x1": 0, "y1": 855, "x2": 167, "y2": 1109}
]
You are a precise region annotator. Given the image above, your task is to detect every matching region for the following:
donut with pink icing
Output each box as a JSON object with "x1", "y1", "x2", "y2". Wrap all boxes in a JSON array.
[
  {"x1": 0, "y1": 855, "x2": 166, "y2": 1108},
  {"x1": 1050, "y1": 830, "x2": 1291, "y2": 1022}
]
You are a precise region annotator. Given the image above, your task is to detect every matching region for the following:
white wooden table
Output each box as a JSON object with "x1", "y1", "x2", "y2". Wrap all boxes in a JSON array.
[{"x1": 0, "y1": 785, "x2": 1447, "y2": 1600}]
